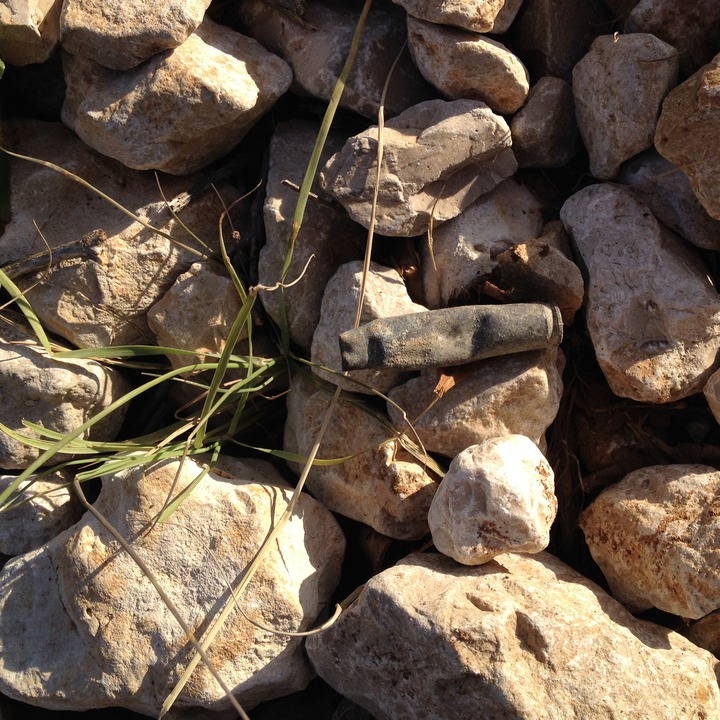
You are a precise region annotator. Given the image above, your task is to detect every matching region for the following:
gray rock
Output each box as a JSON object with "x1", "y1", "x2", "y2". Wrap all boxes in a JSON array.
[
  {"x1": 306, "y1": 551, "x2": 720, "y2": 720},
  {"x1": 392, "y1": 0, "x2": 524, "y2": 34},
  {"x1": 0, "y1": 0, "x2": 61, "y2": 65},
  {"x1": 319, "y1": 99, "x2": 517, "y2": 237},
  {"x1": 561, "y1": 183, "x2": 720, "y2": 403},
  {"x1": 572, "y1": 33, "x2": 678, "y2": 180}
]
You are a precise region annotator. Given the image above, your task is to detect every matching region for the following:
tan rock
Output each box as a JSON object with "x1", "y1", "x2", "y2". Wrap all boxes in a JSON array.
[
  {"x1": 0, "y1": 0, "x2": 61, "y2": 65},
  {"x1": 306, "y1": 551, "x2": 720, "y2": 719},
  {"x1": 580, "y1": 464, "x2": 720, "y2": 619},
  {"x1": 572, "y1": 33, "x2": 678, "y2": 180},
  {"x1": 407, "y1": 16, "x2": 529, "y2": 115},
  {"x1": 319, "y1": 99, "x2": 517, "y2": 237},
  {"x1": 392, "y1": 0, "x2": 524, "y2": 33},
  {"x1": 704, "y1": 368, "x2": 720, "y2": 426},
  {"x1": 684, "y1": 609, "x2": 720, "y2": 657}
]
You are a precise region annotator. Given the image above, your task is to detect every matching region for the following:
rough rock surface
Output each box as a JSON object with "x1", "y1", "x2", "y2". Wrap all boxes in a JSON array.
[
  {"x1": 572, "y1": 33, "x2": 678, "y2": 180},
  {"x1": 407, "y1": 16, "x2": 530, "y2": 115},
  {"x1": 580, "y1": 464, "x2": 720, "y2": 619},
  {"x1": 284, "y1": 373, "x2": 438, "y2": 540},
  {"x1": 428, "y1": 436, "x2": 557, "y2": 565},
  {"x1": 392, "y1": 0, "x2": 524, "y2": 34},
  {"x1": 311, "y1": 261, "x2": 427, "y2": 394},
  {"x1": 0, "y1": 0, "x2": 61, "y2": 65},
  {"x1": 0, "y1": 323, "x2": 131, "y2": 470},
  {"x1": 319, "y1": 99, "x2": 517, "y2": 237},
  {"x1": 656, "y1": 52, "x2": 720, "y2": 222},
  {"x1": 704, "y1": 368, "x2": 720, "y2": 427},
  {"x1": 60, "y1": 0, "x2": 211, "y2": 70},
  {"x1": 0, "y1": 456, "x2": 345, "y2": 715},
  {"x1": 561, "y1": 183, "x2": 720, "y2": 403},
  {"x1": 307, "y1": 551, "x2": 720, "y2": 720},
  {"x1": 387, "y1": 348, "x2": 564, "y2": 459},
  {"x1": 62, "y1": 18, "x2": 292, "y2": 174}
]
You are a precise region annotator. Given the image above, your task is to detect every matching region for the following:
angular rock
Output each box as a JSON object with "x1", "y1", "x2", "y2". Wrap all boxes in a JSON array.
[
  {"x1": 580, "y1": 464, "x2": 720, "y2": 619},
  {"x1": 429, "y1": 436, "x2": 557, "y2": 565},
  {"x1": 239, "y1": 0, "x2": 431, "y2": 120},
  {"x1": 319, "y1": 99, "x2": 517, "y2": 237},
  {"x1": 387, "y1": 347, "x2": 564, "y2": 459},
  {"x1": 572, "y1": 33, "x2": 678, "y2": 180},
  {"x1": 60, "y1": 0, "x2": 211, "y2": 70},
  {"x1": 510, "y1": 76, "x2": 579, "y2": 168},
  {"x1": 62, "y1": 18, "x2": 292, "y2": 174},
  {"x1": 0, "y1": 0, "x2": 61, "y2": 65},
  {"x1": 311, "y1": 261, "x2": 426, "y2": 394},
  {"x1": 656, "y1": 52, "x2": 720, "y2": 222},
  {"x1": 0, "y1": 455, "x2": 345, "y2": 715},
  {"x1": 407, "y1": 16, "x2": 530, "y2": 115},
  {"x1": 307, "y1": 551, "x2": 720, "y2": 720},
  {"x1": 561, "y1": 183, "x2": 720, "y2": 403},
  {"x1": 392, "y1": 0, "x2": 524, "y2": 34},
  {"x1": 684, "y1": 610, "x2": 720, "y2": 657},
  {"x1": 421, "y1": 177, "x2": 544, "y2": 309},
  {"x1": 258, "y1": 120, "x2": 364, "y2": 351},
  {"x1": 284, "y1": 373, "x2": 438, "y2": 540},
  {"x1": 0, "y1": 323, "x2": 131, "y2": 470}
]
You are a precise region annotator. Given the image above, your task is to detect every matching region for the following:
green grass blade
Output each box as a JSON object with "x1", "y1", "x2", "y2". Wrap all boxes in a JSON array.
[{"x1": 0, "y1": 268, "x2": 52, "y2": 353}]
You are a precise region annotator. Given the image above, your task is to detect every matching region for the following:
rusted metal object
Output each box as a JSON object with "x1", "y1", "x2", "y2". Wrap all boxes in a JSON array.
[{"x1": 339, "y1": 302, "x2": 563, "y2": 372}]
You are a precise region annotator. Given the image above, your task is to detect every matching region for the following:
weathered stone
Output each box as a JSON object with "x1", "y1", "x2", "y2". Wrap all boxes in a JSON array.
[
  {"x1": 684, "y1": 610, "x2": 720, "y2": 657},
  {"x1": 407, "y1": 16, "x2": 529, "y2": 115},
  {"x1": 62, "y1": 18, "x2": 292, "y2": 174},
  {"x1": 510, "y1": 76, "x2": 579, "y2": 168},
  {"x1": 307, "y1": 551, "x2": 720, "y2": 720},
  {"x1": 311, "y1": 261, "x2": 426, "y2": 394},
  {"x1": 561, "y1": 183, "x2": 720, "y2": 403},
  {"x1": 421, "y1": 177, "x2": 544, "y2": 309},
  {"x1": 284, "y1": 373, "x2": 437, "y2": 540},
  {"x1": 0, "y1": 455, "x2": 345, "y2": 715},
  {"x1": 319, "y1": 99, "x2": 517, "y2": 237},
  {"x1": 0, "y1": 0, "x2": 60, "y2": 65},
  {"x1": 572, "y1": 33, "x2": 678, "y2": 180},
  {"x1": 392, "y1": 0, "x2": 524, "y2": 34},
  {"x1": 60, "y1": 0, "x2": 211, "y2": 70},
  {"x1": 656, "y1": 52, "x2": 720, "y2": 222},
  {"x1": 0, "y1": 473, "x2": 83, "y2": 556},
  {"x1": 580, "y1": 464, "x2": 720, "y2": 619},
  {"x1": 258, "y1": 121, "x2": 364, "y2": 352},
  {"x1": 0, "y1": 323, "x2": 131, "y2": 470},
  {"x1": 618, "y1": 149, "x2": 720, "y2": 251},
  {"x1": 387, "y1": 347, "x2": 564, "y2": 459},
  {"x1": 704, "y1": 368, "x2": 720, "y2": 427},
  {"x1": 429, "y1": 436, "x2": 557, "y2": 565},
  {"x1": 239, "y1": 0, "x2": 431, "y2": 120}
]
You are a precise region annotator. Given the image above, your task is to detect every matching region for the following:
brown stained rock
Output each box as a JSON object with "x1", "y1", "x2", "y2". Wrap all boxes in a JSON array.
[
  {"x1": 319, "y1": 99, "x2": 517, "y2": 237},
  {"x1": 572, "y1": 33, "x2": 678, "y2": 181},
  {"x1": 656, "y1": 52, "x2": 720, "y2": 222},
  {"x1": 561, "y1": 184, "x2": 720, "y2": 403},
  {"x1": 60, "y1": 0, "x2": 211, "y2": 70},
  {"x1": 684, "y1": 610, "x2": 720, "y2": 656},
  {"x1": 580, "y1": 464, "x2": 720, "y2": 619},
  {"x1": 407, "y1": 16, "x2": 530, "y2": 115},
  {"x1": 392, "y1": 0, "x2": 524, "y2": 34},
  {"x1": 0, "y1": 0, "x2": 61, "y2": 65},
  {"x1": 63, "y1": 18, "x2": 292, "y2": 174},
  {"x1": 306, "y1": 551, "x2": 720, "y2": 719}
]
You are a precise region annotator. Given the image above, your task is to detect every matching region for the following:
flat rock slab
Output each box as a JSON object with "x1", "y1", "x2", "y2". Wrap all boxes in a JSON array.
[{"x1": 306, "y1": 551, "x2": 720, "y2": 720}]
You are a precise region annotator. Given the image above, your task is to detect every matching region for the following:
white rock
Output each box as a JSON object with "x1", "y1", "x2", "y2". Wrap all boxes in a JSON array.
[
  {"x1": 306, "y1": 551, "x2": 720, "y2": 720},
  {"x1": 0, "y1": 0, "x2": 61, "y2": 65},
  {"x1": 429, "y1": 436, "x2": 557, "y2": 565},
  {"x1": 392, "y1": 0, "x2": 524, "y2": 34}
]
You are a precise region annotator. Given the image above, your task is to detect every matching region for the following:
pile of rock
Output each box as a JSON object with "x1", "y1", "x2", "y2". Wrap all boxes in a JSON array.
[{"x1": 2, "y1": 0, "x2": 720, "y2": 718}]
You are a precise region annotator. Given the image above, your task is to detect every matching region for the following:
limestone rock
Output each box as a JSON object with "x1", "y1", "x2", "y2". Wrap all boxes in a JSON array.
[
  {"x1": 311, "y1": 261, "x2": 427, "y2": 394},
  {"x1": 306, "y1": 551, "x2": 720, "y2": 720},
  {"x1": 258, "y1": 121, "x2": 364, "y2": 351},
  {"x1": 572, "y1": 33, "x2": 678, "y2": 180},
  {"x1": 0, "y1": 0, "x2": 61, "y2": 65},
  {"x1": 284, "y1": 373, "x2": 437, "y2": 540},
  {"x1": 421, "y1": 177, "x2": 544, "y2": 309},
  {"x1": 407, "y1": 16, "x2": 529, "y2": 115},
  {"x1": 510, "y1": 76, "x2": 579, "y2": 168},
  {"x1": 0, "y1": 456, "x2": 345, "y2": 715},
  {"x1": 684, "y1": 610, "x2": 720, "y2": 657},
  {"x1": 0, "y1": 323, "x2": 131, "y2": 470},
  {"x1": 656, "y1": 52, "x2": 720, "y2": 222},
  {"x1": 62, "y1": 18, "x2": 292, "y2": 174},
  {"x1": 429, "y1": 436, "x2": 557, "y2": 565},
  {"x1": 319, "y1": 99, "x2": 517, "y2": 237},
  {"x1": 561, "y1": 183, "x2": 720, "y2": 403},
  {"x1": 704, "y1": 368, "x2": 720, "y2": 427},
  {"x1": 580, "y1": 464, "x2": 720, "y2": 619},
  {"x1": 238, "y1": 0, "x2": 431, "y2": 120},
  {"x1": 387, "y1": 347, "x2": 564, "y2": 459},
  {"x1": 60, "y1": 0, "x2": 211, "y2": 70},
  {"x1": 392, "y1": 0, "x2": 524, "y2": 34}
]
